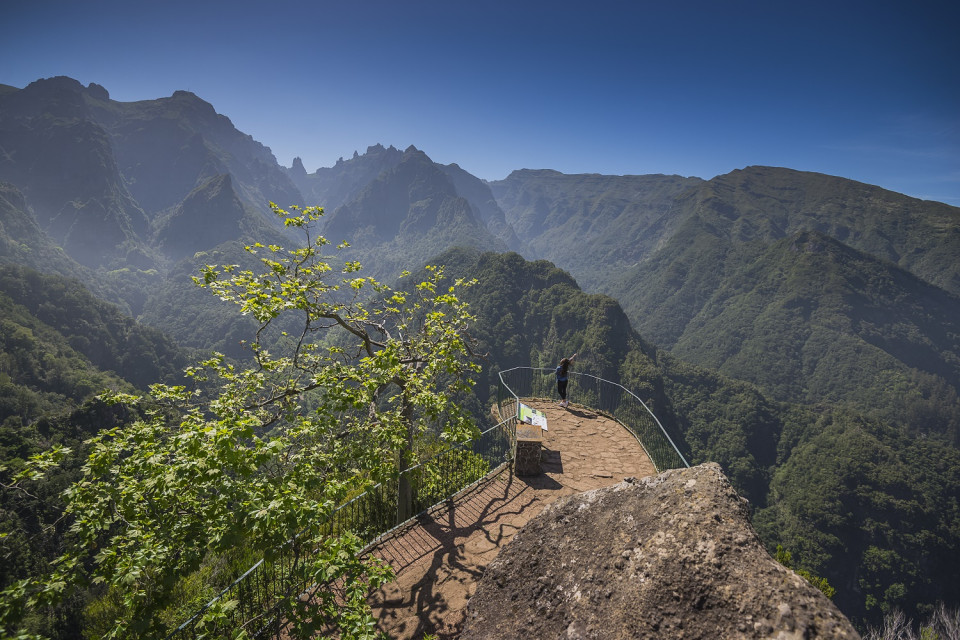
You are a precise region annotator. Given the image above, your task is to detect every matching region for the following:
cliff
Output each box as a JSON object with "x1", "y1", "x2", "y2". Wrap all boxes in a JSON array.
[{"x1": 461, "y1": 463, "x2": 860, "y2": 639}]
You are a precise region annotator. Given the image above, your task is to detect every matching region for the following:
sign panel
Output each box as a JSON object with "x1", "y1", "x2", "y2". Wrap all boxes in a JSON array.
[{"x1": 518, "y1": 403, "x2": 548, "y2": 430}]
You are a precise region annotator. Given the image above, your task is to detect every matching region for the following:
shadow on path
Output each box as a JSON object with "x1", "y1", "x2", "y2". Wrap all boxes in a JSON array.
[{"x1": 368, "y1": 400, "x2": 657, "y2": 639}]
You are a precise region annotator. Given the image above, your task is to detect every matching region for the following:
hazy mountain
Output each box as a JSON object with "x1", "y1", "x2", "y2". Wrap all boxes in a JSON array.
[
  {"x1": 490, "y1": 169, "x2": 704, "y2": 290},
  {"x1": 3, "y1": 77, "x2": 956, "y2": 445},
  {"x1": 0, "y1": 182, "x2": 82, "y2": 277},
  {"x1": 586, "y1": 167, "x2": 960, "y2": 431},
  {"x1": 671, "y1": 230, "x2": 960, "y2": 438},
  {"x1": 437, "y1": 163, "x2": 520, "y2": 250},
  {"x1": 488, "y1": 165, "x2": 960, "y2": 435},
  {"x1": 319, "y1": 147, "x2": 509, "y2": 276},
  {"x1": 612, "y1": 167, "x2": 960, "y2": 330},
  {"x1": 3, "y1": 76, "x2": 960, "y2": 632},
  {"x1": 83, "y1": 84, "x2": 302, "y2": 219},
  {"x1": 152, "y1": 173, "x2": 274, "y2": 261},
  {"x1": 0, "y1": 77, "x2": 152, "y2": 268},
  {"x1": 136, "y1": 241, "x2": 263, "y2": 358},
  {"x1": 0, "y1": 76, "x2": 302, "y2": 274},
  {"x1": 286, "y1": 143, "x2": 405, "y2": 212},
  {"x1": 653, "y1": 166, "x2": 960, "y2": 294},
  {"x1": 0, "y1": 181, "x2": 159, "y2": 316}
]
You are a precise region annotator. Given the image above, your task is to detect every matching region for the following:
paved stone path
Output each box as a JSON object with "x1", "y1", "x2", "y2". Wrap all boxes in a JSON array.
[{"x1": 368, "y1": 399, "x2": 657, "y2": 639}]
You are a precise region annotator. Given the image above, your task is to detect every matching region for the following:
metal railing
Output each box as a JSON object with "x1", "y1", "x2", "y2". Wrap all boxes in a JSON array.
[
  {"x1": 170, "y1": 368, "x2": 682, "y2": 638},
  {"x1": 167, "y1": 416, "x2": 516, "y2": 639},
  {"x1": 497, "y1": 367, "x2": 688, "y2": 472}
]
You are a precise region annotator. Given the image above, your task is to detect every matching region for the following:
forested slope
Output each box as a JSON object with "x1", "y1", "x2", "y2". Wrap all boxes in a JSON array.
[
  {"x1": 0, "y1": 265, "x2": 188, "y2": 392},
  {"x1": 489, "y1": 169, "x2": 702, "y2": 290},
  {"x1": 492, "y1": 166, "x2": 960, "y2": 442},
  {"x1": 0, "y1": 265, "x2": 191, "y2": 637},
  {"x1": 0, "y1": 263, "x2": 189, "y2": 460},
  {"x1": 434, "y1": 248, "x2": 960, "y2": 627},
  {"x1": 667, "y1": 230, "x2": 960, "y2": 442}
]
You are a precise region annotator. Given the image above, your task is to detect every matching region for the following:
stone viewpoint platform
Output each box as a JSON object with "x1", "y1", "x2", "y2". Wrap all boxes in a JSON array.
[{"x1": 368, "y1": 399, "x2": 656, "y2": 639}]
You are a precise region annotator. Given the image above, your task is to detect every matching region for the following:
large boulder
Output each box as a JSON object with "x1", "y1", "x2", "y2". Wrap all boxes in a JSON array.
[{"x1": 461, "y1": 463, "x2": 859, "y2": 639}]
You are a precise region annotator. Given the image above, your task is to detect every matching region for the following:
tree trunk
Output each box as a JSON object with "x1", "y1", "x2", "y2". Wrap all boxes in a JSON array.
[{"x1": 396, "y1": 388, "x2": 415, "y2": 523}]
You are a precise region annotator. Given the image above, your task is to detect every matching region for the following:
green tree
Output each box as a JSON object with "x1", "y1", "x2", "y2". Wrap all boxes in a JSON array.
[
  {"x1": 775, "y1": 544, "x2": 837, "y2": 599},
  {"x1": 1, "y1": 204, "x2": 481, "y2": 639}
]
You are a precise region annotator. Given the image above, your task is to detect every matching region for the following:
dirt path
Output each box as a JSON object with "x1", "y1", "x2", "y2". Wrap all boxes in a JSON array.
[{"x1": 368, "y1": 400, "x2": 657, "y2": 639}]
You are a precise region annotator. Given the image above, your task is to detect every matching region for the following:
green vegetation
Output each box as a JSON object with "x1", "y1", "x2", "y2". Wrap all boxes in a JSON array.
[
  {"x1": 3, "y1": 78, "x2": 959, "y2": 635},
  {"x1": 1, "y1": 205, "x2": 481, "y2": 639},
  {"x1": 0, "y1": 266, "x2": 187, "y2": 640},
  {"x1": 426, "y1": 247, "x2": 658, "y2": 409},
  {"x1": 590, "y1": 176, "x2": 960, "y2": 444},
  {"x1": 3, "y1": 234, "x2": 957, "y2": 636},
  {"x1": 0, "y1": 265, "x2": 188, "y2": 390},
  {"x1": 493, "y1": 166, "x2": 960, "y2": 447},
  {"x1": 775, "y1": 545, "x2": 836, "y2": 599},
  {"x1": 755, "y1": 411, "x2": 960, "y2": 623},
  {"x1": 656, "y1": 347, "x2": 960, "y2": 625},
  {"x1": 665, "y1": 231, "x2": 960, "y2": 442},
  {"x1": 489, "y1": 169, "x2": 703, "y2": 291},
  {"x1": 431, "y1": 248, "x2": 960, "y2": 628},
  {"x1": 136, "y1": 242, "x2": 263, "y2": 359}
]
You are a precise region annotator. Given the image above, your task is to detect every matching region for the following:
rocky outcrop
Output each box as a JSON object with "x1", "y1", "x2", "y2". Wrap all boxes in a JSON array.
[
  {"x1": 460, "y1": 463, "x2": 859, "y2": 640},
  {"x1": 152, "y1": 173, "x2": 249, "y2": 260}
]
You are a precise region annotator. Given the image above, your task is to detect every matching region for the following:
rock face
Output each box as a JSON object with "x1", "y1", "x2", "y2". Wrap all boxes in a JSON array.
[{"x1": 460, "y1": 463, "x2": 860, "y2": 640}]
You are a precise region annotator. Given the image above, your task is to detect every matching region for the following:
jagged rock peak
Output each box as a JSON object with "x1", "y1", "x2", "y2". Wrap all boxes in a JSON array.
[
  {"x1": 400, "y1": 146, "x2": 431, "y2": 165},
  {"x1": 461, "y1": 463, "x2": 859, "y2": 640},
  {"x1": 504, "y1": 168, "x2": 564, "y2": 179},
  {"x1": 169, "y1": 90, "x2": 218, "y2": 116},
  {"x1": 359, "y1": 143, "x2": 400, "y2": 156},
  {"x1": 291, "y1": 156, "x2": 307, "y2": 175},
  {"x1": 25, "y1": 76, "x2": 85, "y2": 93},
  {"x1": 86, "y1": 82, "x2": 109, "y2": 100}
]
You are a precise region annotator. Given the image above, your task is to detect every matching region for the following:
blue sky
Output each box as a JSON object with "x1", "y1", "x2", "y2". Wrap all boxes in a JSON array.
[{"x1": 3, "y1": 0, "x2": 958, "y2": 205}]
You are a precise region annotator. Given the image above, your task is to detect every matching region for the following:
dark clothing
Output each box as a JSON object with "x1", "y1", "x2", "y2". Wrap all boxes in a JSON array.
[{"x1": 557, "y1": 378, "x2": 568, "y2": 401}]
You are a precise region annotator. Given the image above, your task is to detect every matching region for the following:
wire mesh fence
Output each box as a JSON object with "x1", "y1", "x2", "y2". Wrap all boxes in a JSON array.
[
  {"x1": 166, "y1": 416, "x2": 516, "y2": 640},
  {"x1": 497, "y1": 367, "x2": 688, "y2": 472}
]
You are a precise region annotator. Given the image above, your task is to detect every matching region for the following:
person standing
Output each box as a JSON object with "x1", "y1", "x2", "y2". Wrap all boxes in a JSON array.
[{"x1": 556, "y1": 353, "x2": 577, "y2": 407}]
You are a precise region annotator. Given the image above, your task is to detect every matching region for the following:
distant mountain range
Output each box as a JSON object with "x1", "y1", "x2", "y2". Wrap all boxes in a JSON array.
[
  {"x1": 489, "y1": 166, "x2": 960, "y2": 435},
  {"x1": 0, "y1": 77, "x2": 299, "y2": 270},
  {"x1": 3, "y1": 75, "x2": 958, "y2": 429}
]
